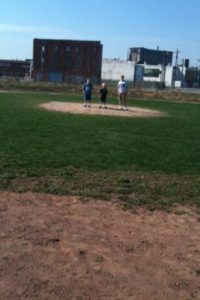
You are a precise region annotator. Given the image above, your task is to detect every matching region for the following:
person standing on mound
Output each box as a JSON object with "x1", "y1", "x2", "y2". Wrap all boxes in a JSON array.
[
  {"x1": 99, "y1": 83, "x2": 108, "y2": 108},
  {"x1": 117, "y1": 75, "x2": 128, "y2": 110},
  {"x1": 83, "y1": 78, "x2": 92, "y2": 107}
]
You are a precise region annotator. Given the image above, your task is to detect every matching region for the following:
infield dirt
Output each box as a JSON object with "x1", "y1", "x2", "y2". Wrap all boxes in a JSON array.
[{"x1": 0, "y1": 191, "x2": 200, "y2": 300}]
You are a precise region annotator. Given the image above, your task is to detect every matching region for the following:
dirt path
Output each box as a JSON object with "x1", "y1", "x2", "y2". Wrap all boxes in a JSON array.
[
  {"x1": 39, "y1": 101, "x2": 166, "y2": 118},
  {"x1": 0, "y1": 191, "x2": 200, "y2": 299}
]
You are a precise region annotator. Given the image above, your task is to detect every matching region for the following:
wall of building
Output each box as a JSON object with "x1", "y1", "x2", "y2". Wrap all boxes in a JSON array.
[
  {"x1": 164, "y1": 66, "x2": 173, "y2": 87},
  {"x1": 185, "y1": 68, "x2": 200, "y2": 88},
  {"x1": 33, "y1": 38, "x2": 102, "y2": 84},
  {"x1": 128, "y1": 47, "x2": 173, "y2": 66},
  {"x1": 0, "y1": 59, "x2": 31, "y2": 79},
  {"x1": 102, "y1": 59, "x2": 175, "y2": 88},
  {"x1": 141, "y1": 64, "x2": 165, "y2": 88},
  {"x1": 142, "y1": 64, "x2": 163, "y2": 82},
  {"x1": 102, "y1": 59, "x2": 135, "y2": 82}
]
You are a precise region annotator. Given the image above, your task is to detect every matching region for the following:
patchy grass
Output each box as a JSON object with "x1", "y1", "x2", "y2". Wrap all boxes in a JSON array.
[
  {"x1": 0, "y1": 91, "x2": 200, "y2": 210},
  {"x1": 1, "y1": 79, "x2": 200, "y2": 102}
]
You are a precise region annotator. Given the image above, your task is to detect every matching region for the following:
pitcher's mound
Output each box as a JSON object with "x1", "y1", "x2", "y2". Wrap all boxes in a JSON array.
[{"x1": 39, "y1": 101, "x2": 166, "y2": 118}]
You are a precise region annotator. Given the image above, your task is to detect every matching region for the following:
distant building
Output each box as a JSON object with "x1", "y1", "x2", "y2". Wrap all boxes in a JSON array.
[
  {"x1": 128, "y1": 47, "x2": 173, "y2": 66},
  {"x1": 102, "y1": 58, "x2": 135, "y2": 83},
  {"x1": 185, "y1": 68, "x2": 200, "y2": 88},
  {"x1": 33, "y1": 38, "x2": 103, "y2": 84},
  {"x1": 135, "y1": 63, "x2": 165, "y2": 89},
  {"x1": 102, "y1": 59, "x2": 175, "y2": 89},
  {"x1": 0, "y1": 59, "x2": 32, "y2": 79}
]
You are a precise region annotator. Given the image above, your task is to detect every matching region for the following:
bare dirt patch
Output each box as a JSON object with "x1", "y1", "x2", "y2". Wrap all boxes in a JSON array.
[
  {"x1": 0, "y1": 191, "x2": 200, "y2": 299},
  {"x1": 39, "y1": 101, "x2": 166, "y2": 118}
]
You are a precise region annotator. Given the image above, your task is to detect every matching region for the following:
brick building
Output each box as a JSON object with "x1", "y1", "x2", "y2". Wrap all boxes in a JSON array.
[
  {"x1": 33, "y1": 38, "x2": 103, "y2": 84},
  {"x1": 127, "y1": 47, "x2": 173, "y2": 66},
  {"x1": 0, "y1": 59, "x2": 31, "y2": 79}
]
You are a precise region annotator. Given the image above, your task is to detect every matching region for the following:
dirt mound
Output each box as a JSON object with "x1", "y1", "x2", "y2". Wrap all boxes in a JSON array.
[
  {"x1": 39, "y1": 101, "x2": 166, "y2": 118},
  {"x1": 0, "y1": 191, "x2": 200, "y2": 299}
]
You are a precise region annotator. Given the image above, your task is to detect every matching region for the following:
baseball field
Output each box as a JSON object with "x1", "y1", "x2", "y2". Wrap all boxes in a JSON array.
[{"x1": 0, "y1": 89, "x2": 200, "y2": 299}]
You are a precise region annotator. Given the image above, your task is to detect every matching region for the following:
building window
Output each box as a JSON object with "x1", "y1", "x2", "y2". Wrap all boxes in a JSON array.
[
  {"x1": 93, "y1": 47, "x2": 96, "y2": 53},
  {"x1": 41, "y1": 45, "x2": 45, "y2": 63},
  {"x1": 144, "y1": 68, "x2": 161, "y2": 78},
  {"x1": 75, "y1": 46, "x2": 79, "y2": 53},
  {"x1": 65, "y1": 56, "x2": 71, "y2": 66},
  {"x1": 53, "y1": 46, "x2": 59, "y2": 67},
  {"x1": 66, "y1": 46, "x2": 70, "y2": 52},
  {"x1": 76, "y1": 58, "x2": 81, "y2": 67}
]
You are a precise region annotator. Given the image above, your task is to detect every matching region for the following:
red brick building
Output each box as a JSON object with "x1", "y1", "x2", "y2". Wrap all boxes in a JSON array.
[
  {"x1": 33, "y1": 38, "x2": 103, "y2": 84},
  {"x1": 0, "y1": 59, "x2": 31, "y2": 79}
]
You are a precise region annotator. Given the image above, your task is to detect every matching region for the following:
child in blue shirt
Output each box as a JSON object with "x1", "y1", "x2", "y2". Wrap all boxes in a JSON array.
[{"x1": 83, "y1": 78, "x2": 92, "y2": 107}]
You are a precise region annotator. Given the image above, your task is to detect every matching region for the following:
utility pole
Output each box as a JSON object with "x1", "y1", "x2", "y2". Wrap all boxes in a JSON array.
[
  {"x1": 162, "y1": 52, "x2": 167, "y2": 89},
  {"x1": 173, "y1": 49, "x2": 180, "y2": 88},
  {"x1": 197, "y1": 59, "x2": 200, "y2": 88},
  {"x1": 175, "y1": 49, "x2": 179, "y2": 66}
]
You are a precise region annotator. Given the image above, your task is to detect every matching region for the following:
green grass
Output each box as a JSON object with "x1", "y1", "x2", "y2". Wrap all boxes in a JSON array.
[{"x1": 0, "y1": 91, "x2": 200, "y2": 211}]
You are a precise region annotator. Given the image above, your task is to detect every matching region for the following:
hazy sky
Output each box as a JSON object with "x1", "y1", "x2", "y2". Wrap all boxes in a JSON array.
[{"x1": 0, "y1": 0, "x2": 199, "y2": 66}]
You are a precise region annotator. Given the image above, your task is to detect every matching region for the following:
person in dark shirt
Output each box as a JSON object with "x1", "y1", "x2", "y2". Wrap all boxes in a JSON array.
[
  {"x1": 99, "y1": 83, "x2": 108, "y2": 108},
  {"x1": 83, "y1": 78, "x2": 92, "y2": 107}
]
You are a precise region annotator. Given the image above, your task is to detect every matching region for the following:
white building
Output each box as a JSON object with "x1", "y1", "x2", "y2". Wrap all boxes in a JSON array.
[
  {"x1": 102, "y1": 58, "x2": 187, "y2": 88},
  {"x1": 102, "y1": 58, "x2": 135, "y2": 82}
]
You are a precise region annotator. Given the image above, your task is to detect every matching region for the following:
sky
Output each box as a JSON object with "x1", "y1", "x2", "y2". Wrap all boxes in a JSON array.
[{"x1": 0, "y1": 0, "x2": 199, "y2": 66}]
